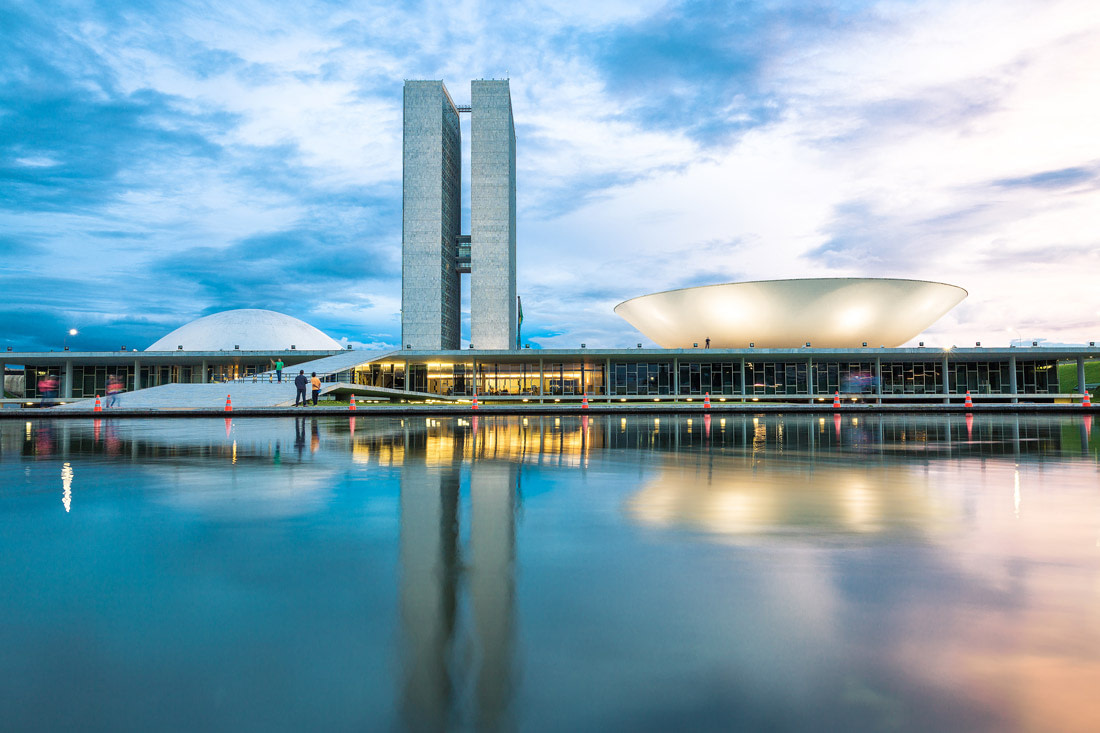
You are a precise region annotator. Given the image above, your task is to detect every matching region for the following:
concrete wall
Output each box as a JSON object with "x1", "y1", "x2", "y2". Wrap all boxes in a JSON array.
[
  {"x1": 470, "y1": 80, "x2": 517, "y2": 350},
  {"x1": 402, "y1": 81, "x2": 462, "y2": 350}
]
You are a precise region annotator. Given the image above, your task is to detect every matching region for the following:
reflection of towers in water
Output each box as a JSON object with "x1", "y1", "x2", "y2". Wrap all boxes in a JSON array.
[{"x1": 399, "y1": 420, "x2": 517, "y2": 730}]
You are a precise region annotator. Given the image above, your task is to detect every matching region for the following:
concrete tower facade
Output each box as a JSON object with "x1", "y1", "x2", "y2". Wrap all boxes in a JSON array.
[
  {"x1": 402, "y1": 81, "x2": 461, "y2": 350},
  {"x1": 402, "y1": 79, "x2": 517, "y2": 351},
  {"x1": 470, "y1": 80, "x2": 518, "y2": 350}
]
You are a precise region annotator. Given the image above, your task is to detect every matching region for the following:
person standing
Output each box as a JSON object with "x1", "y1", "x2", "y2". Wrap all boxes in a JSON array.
[
  {"x1": 294, "y1": 370, "x2": 308, "y2": 406},
  {"x1": 310, "y1": 372, "x2": 321, "y2": 406},
  {"x1": 274, "y1": 358, "x2": 284, "y2": 383}
]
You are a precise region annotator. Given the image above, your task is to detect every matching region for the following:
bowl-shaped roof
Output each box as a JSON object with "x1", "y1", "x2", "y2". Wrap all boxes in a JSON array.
[
  {"x1": 614, "y1": 278, "x2": 966, "y2": 349},
  {"x1": 146, "y1": 309, "x2": 342, "y2": 351}
]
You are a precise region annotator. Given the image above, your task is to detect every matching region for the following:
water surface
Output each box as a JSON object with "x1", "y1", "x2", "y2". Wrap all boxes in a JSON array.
[{"x1": 2, "y1": 414, "x2": 1099, "y2": 731}]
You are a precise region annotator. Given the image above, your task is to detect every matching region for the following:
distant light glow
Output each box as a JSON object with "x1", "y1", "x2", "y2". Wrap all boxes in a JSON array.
[{"x1": 61, "y1": 462, "x2": 73, "y2": 512}]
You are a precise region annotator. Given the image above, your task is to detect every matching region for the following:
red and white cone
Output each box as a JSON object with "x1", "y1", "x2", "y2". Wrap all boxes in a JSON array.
[
  {"x1": 94, "y1": 395, "x2": 102, "y2": 412},
  {"x1": 704, "y1": 392, "x2": 711, "y2": 409},
  {"x1": 832, "y1": 391, "x2": 841, "y2": 408},
  {"x1": 225, "y1": 394, "x2": 232, "y2": 412},
  {"x1": 349, "y1": 395, "x2": 357, "y2": 411},
  {"x1": 964, "y1": 390, "x2": 973, "y2": 408},
  {"x1": 581, "y1": 392, "x2": 589, "y2": 410},
  {"x1": 1084, "y1": 388, "x2": 1092, "y2": 408},
  {"x1": 472, "y1": 391, "x2": 479, "y2": 410}
]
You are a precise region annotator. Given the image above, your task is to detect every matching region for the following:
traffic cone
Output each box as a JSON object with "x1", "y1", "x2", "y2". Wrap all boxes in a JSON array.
[
  {"x1": 472, "y1": 391, "x2": 479, "y2": 410},
  {"x1": 704, "y1": 392, "x2": 711, "y2": 409},
  {"x1": 581, "y1": 392, "x2": 589, "y2": 410},
  {"x1": 832, "y1": 391, "x2": 840, "y2": 408},
  {"x1": 225, "y1": 394, "x2": 232, "y2": 412},
  {"x1": 964, "y1": 390, "x2": 973, "y2": 408},
  {"x1": 349, "y1": 395, "x2": 357, "y2": 411},
  {"x1": 1084, "y1": 388, "x2": 1092, "y2": 408},
  {"x1": 94, "y1": 395, "x2": 102, "y2": 412}
]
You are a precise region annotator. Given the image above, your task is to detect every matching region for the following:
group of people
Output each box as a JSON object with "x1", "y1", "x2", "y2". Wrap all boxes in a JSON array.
[{"x1": 293, "y1": 370, "x2": 322, "y2": 406}]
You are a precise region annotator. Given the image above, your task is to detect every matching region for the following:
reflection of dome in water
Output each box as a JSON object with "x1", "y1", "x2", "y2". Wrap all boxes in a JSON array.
[
  {"x1": 626, "y1": 461, "x2": 956, "y2": 540},
  {"x1": 146, "y1": 309, "x2": 342, "y2": 351}
]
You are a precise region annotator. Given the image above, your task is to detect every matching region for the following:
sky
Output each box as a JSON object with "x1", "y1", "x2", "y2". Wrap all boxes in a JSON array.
[{"x1": 2, "y1": 0, "x2": 1099, "y2": 352}]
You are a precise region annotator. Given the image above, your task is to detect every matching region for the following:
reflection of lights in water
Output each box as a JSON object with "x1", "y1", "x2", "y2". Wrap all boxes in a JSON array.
[
  {"x1": 1014, "y1": 467, "x2": 1021, "y2": 519},
  {"x1": 843, "y1": 484, "x2": 879, "y2": 531},
  {"x1": 25, "y1": 422, "x2": 32, "y2": 440},
  {"x1": 627, "y1": 462, "x2": 949, "y2": 540},
  {"x1": 232, "y1": 441, "x2": 237, "y2": 464},
  {"x1": 752, "y1": 421, "x2": 767, "y2": 455},
  {"x1": 61, "y1": 462, "x2": 73, "y2": 513}
]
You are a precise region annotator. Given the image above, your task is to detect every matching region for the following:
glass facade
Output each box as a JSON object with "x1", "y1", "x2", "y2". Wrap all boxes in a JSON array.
[
  {"x1": 680, "y1": 362, "x2": 742, "y2": 395},
  {"x1": 542, "y1": 363, "x2": 603, "y2": 396},
  {"x1": 10, "y1": 355, "x2": 1072, "y2": 402},
  {"x1": 813, "y1": 361, "x2": 875, "y2": 394},
  {"x1": 880, "y1": 361, "x2": 942, "y2": 395},
  {"x1": 356, "y1": 363, "x2": 406, "y2": 391},
  {"x1": 346, "y1": 358, "x2": 1067, "y2": 399},
  {"x1": 477, "y1": 363, "x2": 540, "y2": 396},
  {"x1": 747, "y1": 361, "x2": 807, "y2": 396},
  {"x1": 951, "y1": 362, "x2": 1009, "y2": 394},
  {"x1": 1016, "y1": 360, "x2": 1058, "y2": 394},
  {"x1": 611, "y1": 362, "x2": 673, "y2": 396}
]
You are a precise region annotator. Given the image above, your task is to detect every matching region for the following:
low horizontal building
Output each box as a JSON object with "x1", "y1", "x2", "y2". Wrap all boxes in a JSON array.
[
  {"x1": 3, "y1": 348, "x2": 342, "y2": 401},
  {"x1": 342, "y1": 346, "x2": 1088, "y2": 403},
  {"x1": 7, "y1": 345, "x2": 1092, "y2": 405}
]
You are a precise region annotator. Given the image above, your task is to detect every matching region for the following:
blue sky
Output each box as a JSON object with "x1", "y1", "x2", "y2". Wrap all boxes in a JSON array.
[{"x1": 2, "y1": 0, "x2": 1098, "y2": 351}]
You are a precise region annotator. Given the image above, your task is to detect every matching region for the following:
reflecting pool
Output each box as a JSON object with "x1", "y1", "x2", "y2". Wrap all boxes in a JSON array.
[{"x1": 2, "y1": 414, "x2": 1099, "y2": 731}]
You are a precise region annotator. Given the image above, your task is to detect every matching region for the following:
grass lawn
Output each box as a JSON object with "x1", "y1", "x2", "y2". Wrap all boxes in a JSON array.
[{"x1": 1058, "y1": 360, "x2": 1100, "y2": 392}]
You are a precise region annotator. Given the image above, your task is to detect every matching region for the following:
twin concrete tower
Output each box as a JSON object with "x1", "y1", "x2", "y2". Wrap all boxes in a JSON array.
[{"x1": 402, "y1": 79, "x2": 518, "y2": 351}]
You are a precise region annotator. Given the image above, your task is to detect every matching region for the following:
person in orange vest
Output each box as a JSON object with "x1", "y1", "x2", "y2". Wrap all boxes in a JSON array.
[{"x1": 310, "y1": 372, "x2": 321, "y2": 406}]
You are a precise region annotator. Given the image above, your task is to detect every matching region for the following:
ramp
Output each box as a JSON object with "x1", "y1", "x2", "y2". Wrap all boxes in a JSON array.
[{"x1": 54, "y1": 382, "x2": 301, "y2": 410}]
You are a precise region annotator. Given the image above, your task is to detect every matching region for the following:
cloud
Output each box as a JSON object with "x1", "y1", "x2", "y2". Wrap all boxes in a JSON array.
[
  {"x1": 993, "y1": 164, "x2": 1100, "y2": 191},
  {"x1": 3, "y1": 0, "x2": 1100, "y2": 352}
]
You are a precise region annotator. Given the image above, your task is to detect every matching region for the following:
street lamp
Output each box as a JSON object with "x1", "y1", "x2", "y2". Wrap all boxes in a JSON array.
[{"x1": 63, "y1": 328, "x2": 78, "y2": 350}]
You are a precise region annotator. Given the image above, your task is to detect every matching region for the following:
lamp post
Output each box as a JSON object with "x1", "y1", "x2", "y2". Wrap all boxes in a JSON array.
[{"x1": 63, "y1": 328, "x2": 77, "y2": 351}]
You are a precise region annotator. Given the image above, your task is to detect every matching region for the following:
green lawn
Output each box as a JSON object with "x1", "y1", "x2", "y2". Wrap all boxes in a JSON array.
[{"x1": 1058, "y1": 360, "x2": 1100, "y2": 392}]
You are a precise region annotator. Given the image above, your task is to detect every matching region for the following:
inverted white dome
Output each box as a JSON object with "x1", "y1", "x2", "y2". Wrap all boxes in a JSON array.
[
  {"x1": 614, "y1": 278, "x2": 967, "y2": 349},
  {"x1": 146, "y1": 309, "x2": 342, "y2": 351}
]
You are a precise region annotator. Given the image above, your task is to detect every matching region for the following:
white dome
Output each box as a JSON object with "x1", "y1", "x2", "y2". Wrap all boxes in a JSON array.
[
  {"x1": 614, "y1": 278, "x2": 967, "y2": 349},
  {"x1": 146, "y1": 309, "x2": 342, "y2": 351}
]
